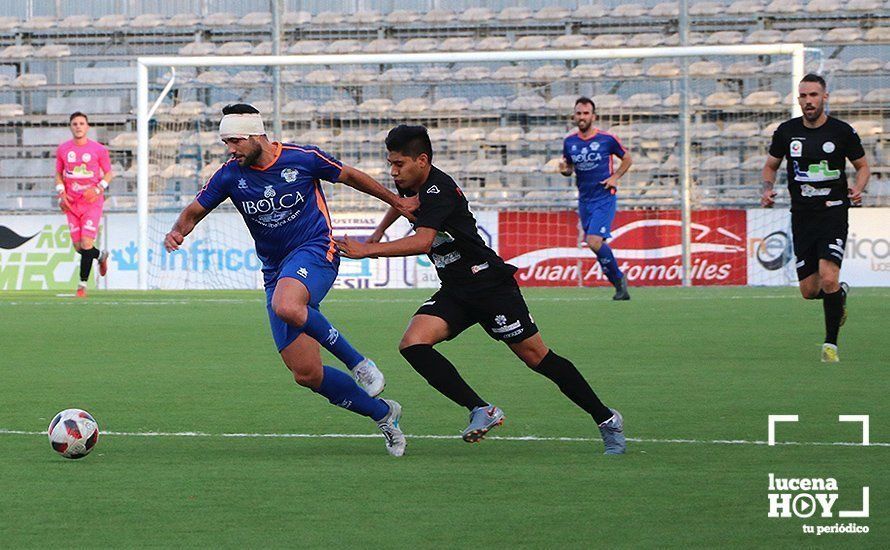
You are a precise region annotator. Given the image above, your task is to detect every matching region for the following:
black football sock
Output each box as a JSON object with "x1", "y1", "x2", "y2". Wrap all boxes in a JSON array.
[
  {"x1": 79, "y1": 247, "x2": 100, "y2": 282},
  {"x1": 400, "y1": 344, "x2": 487, "y2": 410},
  {"x1": 532, "y1": 350, "x2": 613, "y2": 425},
  {"x1": 823, "y1": 289, "x2": 844, "y2": 345}
]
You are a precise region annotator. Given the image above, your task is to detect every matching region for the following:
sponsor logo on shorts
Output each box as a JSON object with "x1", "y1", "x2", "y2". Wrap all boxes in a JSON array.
[
  {"x1": 494, "y1": 314, "x2": 507, "y2": 326},
  {"x1": 471, "y1": 262, "x2": 489, "y2": 274},
  {"x1": 431, "y1": 251, "x2": 461, "y2": 268},
  {"x1": 825, "y1": 200, "x2": 843, "y2": 207},
  {"x1": 491, "y1": 320, "x2": 522, "y2": 334},
  {"x1": 421, "y1": 300, "x2": 436, "y2": 306}
]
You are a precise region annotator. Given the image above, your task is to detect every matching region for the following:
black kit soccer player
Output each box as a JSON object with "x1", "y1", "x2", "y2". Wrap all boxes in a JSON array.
[
  {"x1": 337, "y1": 125, "x2": 626, "y2": 454},
  {"x1": 761, "y1": 74, "x2": 870, "y2": 362}
]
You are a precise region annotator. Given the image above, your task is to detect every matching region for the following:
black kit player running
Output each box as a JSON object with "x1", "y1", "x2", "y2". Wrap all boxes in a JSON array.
[
  {"x1": 337, "y1": 125, "x2": 626, "y2": 454},
  {"x1": 761, "y1": 73, "x2": 870, "y2": 362}
]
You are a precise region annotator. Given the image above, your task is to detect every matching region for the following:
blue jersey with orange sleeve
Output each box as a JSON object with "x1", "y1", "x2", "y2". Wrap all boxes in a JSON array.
[
  {"x1": 195, "y1": 142, "x2": 341, "y2": 286},
  {"x1": 563, "y1": 130, "x2": 627, "y2": 202}
]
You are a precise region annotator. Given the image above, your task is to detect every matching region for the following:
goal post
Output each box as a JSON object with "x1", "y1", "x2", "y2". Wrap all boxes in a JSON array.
[{"x1": 136, "y1": 44, "x2": 808, "y2": 290}]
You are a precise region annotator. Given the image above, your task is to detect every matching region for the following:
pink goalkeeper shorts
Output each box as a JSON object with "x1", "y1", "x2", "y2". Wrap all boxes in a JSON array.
[{"x1": 66, "y1": 196, "x2": 105, "y2": 241}]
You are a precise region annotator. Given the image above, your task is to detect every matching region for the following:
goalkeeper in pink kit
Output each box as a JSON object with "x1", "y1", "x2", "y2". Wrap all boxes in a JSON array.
[{"x1": 55, "y1": 112, "x2": 112, "y2": 297}]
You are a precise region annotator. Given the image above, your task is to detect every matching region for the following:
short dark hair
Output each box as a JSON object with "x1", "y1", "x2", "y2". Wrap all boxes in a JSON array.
[
  {"x1": 800, "y1": 73, "x2": 827, "y2": 89},
  {"x1": 222, "y1": 103, "x2": 261, "y2": 115},
  {"x1": 385, "y1": 125, "x2": 433, "y2": 161},
  {"x1": 69, "y1": 111, "x2": 88, "y2": 123},
  {"x1": 575, "y1": 97, "x2": 596, "y2": 112}
]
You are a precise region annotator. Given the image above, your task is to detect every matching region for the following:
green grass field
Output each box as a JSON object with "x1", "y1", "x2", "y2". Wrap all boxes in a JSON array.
[{"x1": 1, "y1": 287, "x2": 887, "y2": 548}]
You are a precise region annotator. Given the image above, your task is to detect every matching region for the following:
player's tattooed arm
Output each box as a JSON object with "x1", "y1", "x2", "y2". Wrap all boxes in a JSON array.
[
  {"x1": 337, "y1": 227, "x2": 437, "y2": 259},
  {"x1": 338, "y1": 165, "x2": 417, "y2": 221},
  {"x1": 760, "y1": 155, "x2": 782, "y2": 207},
  {"x1": 848, "y1": 155, "x2": 870, "y2": 206},
  {"x1": 164, "y1": 201, "x2": 209, "y2": 251}
]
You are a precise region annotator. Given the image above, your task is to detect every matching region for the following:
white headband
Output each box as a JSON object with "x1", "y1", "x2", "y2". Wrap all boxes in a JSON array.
[{"x1": 219, "y1": 113, "x2": 265, "y2": 140}]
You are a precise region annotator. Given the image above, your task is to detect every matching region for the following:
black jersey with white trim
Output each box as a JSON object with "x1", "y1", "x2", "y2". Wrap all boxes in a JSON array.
[
  {"x1": 400, "y1": 166, "x2": 515, "y2": 286},
  {"x1": 768, "y1": 116, "x2": 865, "y2": 212}
]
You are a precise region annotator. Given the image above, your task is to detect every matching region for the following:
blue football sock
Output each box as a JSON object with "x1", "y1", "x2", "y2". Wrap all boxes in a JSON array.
[
  {"x1": 300, "y1": 307, "x2": 365, "y2": 369},
  {"x1": 313, "y1": 366, "x2": 389, "y2": 421},
  {"x1": 595, "y1": 243, "x2": 624, "y2": 286}
]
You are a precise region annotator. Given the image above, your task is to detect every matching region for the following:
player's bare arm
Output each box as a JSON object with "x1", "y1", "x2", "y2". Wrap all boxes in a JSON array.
[
  {"x1": 54, "y1": 171, "x2": 71, "y2": 212},
  {"x1": 368, "y1": 206, "x2": 401, "y2": 243},
  {"x1": 338, "y1": 165, "x2": 417, "y2": 221},
  {"x1": 760, "y1": 154, "x2": 782, "y2": 207},
  {"x1": 603, "y1": 152, "x2": 632, "y2": 190},
  {"x1": 164, "y1": 200, "x2": 210, "y2": 251},
  {"x1": 559, "y1": 157, "x2": 574, "y2": 177},
  {"x1": 848, "y1": 156, "x2": 870, "y2": 206},
  {"x1": 337, "y1": 226, "x2": 437, "y2": 259}
]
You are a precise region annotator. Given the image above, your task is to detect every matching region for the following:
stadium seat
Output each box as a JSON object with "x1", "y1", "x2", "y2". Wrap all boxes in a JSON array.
[
  {"x1": 150, "y1": 132, "x2": 184, "y2": 149},
  {"x1": 741, "y1": 156, "x2": 765, "y2": 170},
  {"x1": 571, "y1": 64, "x2": 606, "y2": 78},
  {"x1": 725, "y1": 0, "x2": 763, "y2": 16},
  {"x1": 786, "y1": 28, "x2": 823, "y2": 43},
  {"x1": 459, "y1": 7, "x2": 495, "y2": 22},
  {"x1": 690, "y1": 2, "x2": 724, "y2": 15},
  {"x1": 606, "y1": 63, "x2": 643, "y2": 77},
  {"x1": 196, "y1": 70, "x2": 230, "y2": 85},
  {"x1": 864, "y1": 88, "x2": 890, "y2": 103},
  {"x1": 440, "y1": 37, "x2": 476, "y2": 52},
  {"x1": 1, "y1": 45, "x2": 35, "y2": 58},
  {"x1": 847, "y1": 0, "x2": 883, "y2": 11},
  {"x1": 313, "y1": 11, "x2": 345, "y2": 25},
  {"x1": 591, "y1": 34, "x2": 627, "y2": 48},
  {"x1": 526, "y1": 126, "x2": 567, "y2": 141},
  {"x1": 535, "y1": 6, "x2": 572, "y2": 20},
  {"x1": 613, "y1": 4, "x2": 647, "y2": 17},
  {"x1": 807, "y1": 0, "x2": 838, "y2": 12},
  {"x1": 394, "y1": 98, "x2": 428, "y2": 113},
  {"x1": 543, "y1": 158, "x2": 564, "y2": 173},
  {"x1": 232, "y1": 70, "x2": 268, "y2": 85},
  {"x1": 663, "y1": 92, "x2": 703, "y2": 107},
  {"x1": 594, "y1": 94, "x2": 623, "y2": 110},
  {"x1": 95, "y1": 14, "x2": 127, "y2": 28},
  {"x1": 765, "y1": 0, "x2": 803, "y2": 13},
  {"x1": 455, "y1": 66, "x2": 491, "y2": 80},
  {"x1": 419, "y1": 67, "x2": 451, "y2": 81},
  {"x1": 846, "y1": 58, "x2": 883, "y2": 72},
  {"x1": 706, "y1": 31, "x2": 744, "y2": 45},
  {"x1": 170, "y1": 102, "x2": 207, "y2": 118},
  {"x1": 327, "y1": 39, "x2": 363, "y2": 54},
  {"x1": 58, "y1": 15, "x2": 91, "y2": 28},
  {"x1": 704, "y1": 92, "x2": 742, "y2": 108},
  {"x1": 487, "y1": 127, "x2": 525, "y2": 143},
  {"x1": 498, "y1": 6, "x2": 533, "y2": 21},
  {"x1": 403, "y1": 38, "x2": 438, "y2": 52},
  {"x1": 333, "y1": 129, "x2": 376, "y2": 144},
  {"x1": 646, "y1": 62, "x2": 680, "y2": 77},
  {"x1": 865, "y1": 27, "x2": 890, "y2": 42},
  {"x1": 692, "y1": 122, "x2": 722, "y2": 139},
  {"x1": 345, "y1": 68, "x2": 377, "y2": 83},
  {"x1": 358, "y1": 99, "x2": 394, "y2": 114},
  {"x1": 161, "y1": 164, "x2": 196, "y2": 179},
  {"x1": 478, "y1": 36, "x2": 512, "y2": 51},
  {"x1": 629, "y1": 33, "x2": 666, "y2": 47},
  {"x1": 179, "y1": 42, "x2": 216, "y2": 56},
  {"x1": 364, "y1": 38, "x2": 400, "y2": 53},
  {"x1": 129, "y1": 14, "x2": 166, "y2": 28},
  {"x1": 167, "y1": 13, "x2": 200, "y2": 27},
  {"x1": 354, "y1": 11, "x2": 382, "y2": 23},
  {"x1": 552, "y1": 34, "x2": 590, "y2": 49},
  {"x1": 431, "y1": 97, "x2": 471, "y2": 112},
  {"x1": 650, "y1": 2, "x2": 679, "y2": 16},
  {"x1": 829, "y1": 89, "x2": 862, "y2": 104},
  {"x1": 746, "y1": 30, "x2": 784, "y2": 44},
  {"x1": 743, "y1": 91, "x2": 782, "y2": 107},
  {"x1": 388, "y1": 10, "x2": 420, "y2": 23},
  {"x1": 505, "y1": 157, "x2": 544, "y2": 173},
  {"x1": 826, "y1": 27, "x2": 863, "y2": 43},
  {"x1": 449, "y1": 127, "x2": 486, "y2": 142},
  {"x1": 109, "y1": 132, "x2": 138, "y2": 149},
  {"x1": 0, "y1": 103, "x2": 24, "y2": 117},
  {"x1": 23, "y1": 16, "x2": 56, "y2": 30},
  {"x1": 379, "y1": 68, "x2": 414, "y2": 82},
  {"x1": 34, "y1": 44, "x2": 70, "y2": 58},
  {"x1": 297, "y1": 129, "x2": 336, "y2": 144},
  {"x1": 11, "y1": 74, "x2": 47, "y2": 88},
  {"x1": 849, "y1": 120, "x2": 883, "y2": 137},
  {"x1": 724, "y1": 60, "x2": 761, "y2": 75},
  {"x1": 0, "y1": 16, "x2": 19, "y2": 30},
  {"x1": 701, "y1": 156, "x2": 740, "y2": 170},
  {"x1": 217, "y1": 42, "x2": 253, "y2": 56},
  {"x1": 0, "y1": 74, "x2": 11, "y2": 87},
  {"x1": 470, "y1": 96, "x2": 507, "y2": 111},
  {"x1": 574, "y1": 5, "x2": 607, "y2": 18},
  {"x1": 203, "y1": 12, "x2": 236, "y2": 26},
  {"x1": 252, "y1": 42, "x2": 272, "y2": 55},
  {"x1": 422, "y1": 9, "x2": 455, "y2": 23},
  {"x1": 626, "y1": 93, "x2": 664, "y2": 108},
  {"x1": 515, "y1": 36, "x2": 551, "y2": 50},
  {"x1": 351, "y1": 162, "x2": 386, "y2": 178},
  {"x1": 509, "y1": 95, "x2": 547, "y2": 110},
  {"x1": 282, "y1": 100, "x2": 315, "y2": 115},
  {"x1": 318, "y1": 99, "x2": 356, "y2": 116},
  {"x1": 689, "y1": 60, "x2": 722, "y2": 76},
  {"x1": 493, "y1": 66, "x2": 529, "y2": 80},
  {"x1": 722, "y1": 122, "x2": 761, "y2": 138},
  {"x1": 288, "y1": 40, "x2": 328, "y2": 54},
  {"x1": 304, "y1": 69, "x2": 338, "y2": 84},
  {"x1": 466, "y1": 158, "x2": 501, "y2": 173},
  {"x1": 530, "y1": 64, "x2": 567, "y2": 80}
]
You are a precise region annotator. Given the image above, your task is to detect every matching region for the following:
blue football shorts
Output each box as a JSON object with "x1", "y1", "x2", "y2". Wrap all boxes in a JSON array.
[{"x1": 578, "y1": 197, "x2": 618, "y2": 239}]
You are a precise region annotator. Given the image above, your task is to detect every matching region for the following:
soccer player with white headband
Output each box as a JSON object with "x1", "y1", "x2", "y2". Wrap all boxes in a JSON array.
[{"x1": 165, "y1": 104, "x2": 418, "y2": 456}]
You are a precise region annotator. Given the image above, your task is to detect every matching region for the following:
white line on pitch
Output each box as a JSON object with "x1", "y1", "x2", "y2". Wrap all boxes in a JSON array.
[{"x1": 1, "y1": 429, "x2": 886, "y2": 447}]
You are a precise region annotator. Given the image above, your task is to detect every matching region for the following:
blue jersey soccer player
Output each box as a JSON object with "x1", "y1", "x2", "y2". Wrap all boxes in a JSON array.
[
  {"x1": 560, "y1": 96, "x2": 633, "y2": 300},
  {"x1": 164, "y1": 104, "x2": 417, "y2": 456}
]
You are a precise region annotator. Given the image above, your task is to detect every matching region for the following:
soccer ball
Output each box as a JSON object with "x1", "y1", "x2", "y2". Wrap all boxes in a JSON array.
[{"x1": 48, "y1": 409, "x2": 99, "y2": 459}]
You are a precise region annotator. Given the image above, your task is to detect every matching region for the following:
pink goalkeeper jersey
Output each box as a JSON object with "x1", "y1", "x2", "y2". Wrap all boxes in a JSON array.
[{"x1": 56, "y1": 139, "x2": 111, "y2": 198}]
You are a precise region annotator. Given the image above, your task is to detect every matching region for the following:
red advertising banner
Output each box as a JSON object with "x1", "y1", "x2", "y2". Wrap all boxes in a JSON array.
[{"x1": 499, "y1": 210, "x2": 747, "y2": 286}]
